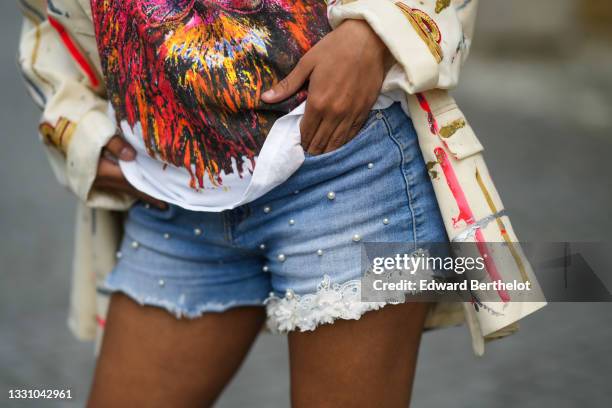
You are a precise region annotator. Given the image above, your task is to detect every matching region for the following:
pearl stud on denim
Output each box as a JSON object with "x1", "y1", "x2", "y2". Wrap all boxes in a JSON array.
[
  {"x1": 158, "y1": 279, "x2": 165, "y2": 287},
  {"x1": 368, "y1": 163, "x2": 374, "y2": 169},
  {"x1": 163, "y1": 233, "x2": 171, "y2": 239},
  {"x1": 263, "y1": 206, "x2": 271, "y2": 213},
  {"x1": 193, "y1": 228, "x2": 202, "y2": 236},
  {"x1": 327, "y1": 191, "x2": 336, "y2": 200},
  {"x1": 131, "y1": 241, "x2": 140, "y2": 249},
  {"x1": 352, "y1": 234, "x2": 361, "y2": 242},
  {"x1": 259, "y1": 243, "x2": 266, "y2": 250},
  {"x1": 289, "y1": 219, "x2": 295, "y2": 226},
  {"x1": 383, "y1": 218, "x2": 389, "y2": 225},
  {"x1": 277, "y1": 254, "x2": 286, "y2": 262},
  {"x1": 262, "y1": 265, "x2": 269, "y2": 272},
  {"x1": 316, "y1": 249, "x2": 324, "y2": 256},
  {"x1": 320, "y1": 275, "x2": 331, "y2": 289}
]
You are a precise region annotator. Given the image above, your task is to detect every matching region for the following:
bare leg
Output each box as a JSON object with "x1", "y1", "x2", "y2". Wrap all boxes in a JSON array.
[
  {"x1": 88, "y1": 293, "x2": 265, "y2": 408},
  {"x1": 288, "y1": 302, "x2": 430, "y2": 408}
]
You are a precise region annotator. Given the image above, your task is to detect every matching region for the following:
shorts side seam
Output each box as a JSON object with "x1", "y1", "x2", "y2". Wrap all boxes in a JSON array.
[{"x1": 380, "y1": 114, "x2": 418, "y2": 249}]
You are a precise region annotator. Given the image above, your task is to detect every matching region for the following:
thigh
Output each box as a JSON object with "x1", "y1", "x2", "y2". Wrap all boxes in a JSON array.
[
  {"x1": 288, "y1": 302, "x2": 430, "y2": 408},
  {"x1": 88, "y1": 293, "x2": 266, "y2": 408}
]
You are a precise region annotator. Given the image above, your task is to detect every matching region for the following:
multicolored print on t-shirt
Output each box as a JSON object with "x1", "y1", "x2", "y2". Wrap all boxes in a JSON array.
[{"x1": 91, "y1": 0, "x2": 330, "y2": 189}]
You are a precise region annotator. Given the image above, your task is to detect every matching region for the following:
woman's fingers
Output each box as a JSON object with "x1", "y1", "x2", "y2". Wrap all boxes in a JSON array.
[
  {"x1": 322, "y1": 118, "x2": 353, "y2": 154},
  {"x1": 300, "y1": 99, "x2": 323, "y2": 150},
  {"x1": 96, "y1": 156, "x2": 124, "y2": 181},
  {"x1": 324, "y1": 108, "x2": 369, "y2": 154},
  {"x1": 104, "y1": 135, "x2": 136, "y2": 161},
  {"x1": 94, "y1": 158, "x2": 167, "y2": 210},
  {"x1": 305, "y1": 95, "x2": 370, "y2": 155},
  {"x1": 278, "y1": 18, "x2": 388, "y2": 157},
  {"x1": 261, "y1": 56, "x2": 315, "y2": 103},
  {"x1": 339, "y1": 111, "x2": 371, "y2": 149},
  {"x1": 307, "y1": 113, "x2": 342, "y2": 155}
]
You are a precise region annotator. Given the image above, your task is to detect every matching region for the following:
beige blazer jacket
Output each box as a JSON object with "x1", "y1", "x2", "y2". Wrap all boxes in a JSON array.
[{"x1": 17, "y1": 0, "x2": 545, "y2": 356}]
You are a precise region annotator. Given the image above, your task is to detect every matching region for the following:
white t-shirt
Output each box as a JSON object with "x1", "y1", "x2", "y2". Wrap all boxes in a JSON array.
[{"x1": 118, "y1": 91, "x2": 406, "y2": 212}]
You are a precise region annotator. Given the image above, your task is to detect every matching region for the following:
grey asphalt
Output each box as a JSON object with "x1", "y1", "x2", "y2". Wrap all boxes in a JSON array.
[{"x1": 1, "y1": 2, "x2": 611, "y2": 407}]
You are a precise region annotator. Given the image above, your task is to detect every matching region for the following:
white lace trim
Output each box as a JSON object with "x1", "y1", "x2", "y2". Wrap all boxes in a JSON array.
[{"x1": 265, "y1": 275, "x2": 389, "y2": 333}]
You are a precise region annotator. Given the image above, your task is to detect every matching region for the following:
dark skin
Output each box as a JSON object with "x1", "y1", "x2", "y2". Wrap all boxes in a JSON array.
[
  {"x1": 261, "y1": 19, "x2": 394, "y2": 155},
  {"x1": 89, "y1": 20, "x2": 430, "y2": 407},
  {"x1": 93, "y1": 136, "x2": 167, "y2": 209},
  {"x1": 89, "y1": 295, "x2": 429, "y2": 408}
]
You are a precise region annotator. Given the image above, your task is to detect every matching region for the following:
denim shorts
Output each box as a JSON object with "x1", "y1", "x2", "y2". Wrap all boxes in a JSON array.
[{"x1": 103, "y1": 103, "x2": 448, "y2": 332}]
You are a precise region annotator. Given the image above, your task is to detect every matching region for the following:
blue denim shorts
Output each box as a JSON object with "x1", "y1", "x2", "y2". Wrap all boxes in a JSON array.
[{"x1": 104, "y1": 103, "x2": 448, "y2": 332}]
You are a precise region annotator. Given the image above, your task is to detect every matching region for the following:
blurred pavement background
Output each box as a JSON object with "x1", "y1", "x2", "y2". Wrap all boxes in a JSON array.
[{"x1": 1, "y1": 0, "x2": 611, "y2": 406}]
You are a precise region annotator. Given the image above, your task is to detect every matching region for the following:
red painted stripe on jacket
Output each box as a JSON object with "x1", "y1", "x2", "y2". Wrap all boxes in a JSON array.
[
  {"x1": 95, "y1": 315, "x2": 106, "y2": 327},
  {"x1": 47, "y1": 15, "x2": 100, "y2": 88},
  {"x1": 435, "y1": 147, "x2": 510, "y2": 303},
  {"x1": 416, "y1": 93, "x2": 438, "y2": 134}
]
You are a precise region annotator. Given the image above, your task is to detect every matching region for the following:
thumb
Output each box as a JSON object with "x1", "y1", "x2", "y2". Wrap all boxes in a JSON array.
[
  {"x1": 261, "y1": 57, "x2": 313, "y2": 103},
  {"x1": 105, "y1": 135, "x2": 136, "y2": 161}
]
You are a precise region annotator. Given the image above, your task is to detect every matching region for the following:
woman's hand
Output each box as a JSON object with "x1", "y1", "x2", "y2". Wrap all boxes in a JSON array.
[
  {"x1": 93, "y1": 136, "x2": 167, "y2": 209},
  {"x1": 261, "y1": 19, "x2": 393, "y2": 155}
]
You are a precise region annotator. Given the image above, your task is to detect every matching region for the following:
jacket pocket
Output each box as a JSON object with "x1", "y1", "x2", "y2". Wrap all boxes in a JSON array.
[{"x1": 434, "y1": 105, "x2": 484, "y2": 160}]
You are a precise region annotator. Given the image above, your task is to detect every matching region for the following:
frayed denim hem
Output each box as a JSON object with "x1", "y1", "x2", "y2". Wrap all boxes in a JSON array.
[{"x1": 102, "y1": 283, "x2": 265, "y2": 319}]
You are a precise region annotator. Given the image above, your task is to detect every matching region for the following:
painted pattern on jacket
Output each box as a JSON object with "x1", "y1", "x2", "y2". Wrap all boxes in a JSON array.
[{"x1": 91, "y1": 0, "x2": 329, "y2": 189}]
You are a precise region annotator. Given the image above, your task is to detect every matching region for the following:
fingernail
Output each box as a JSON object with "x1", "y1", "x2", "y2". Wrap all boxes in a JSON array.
[
  {"x1": 119, "y1": 147, "x2": 135, "y2": 161},
  {"x1": 262, "y1": 89, "x2": 275, "y2": 100}
]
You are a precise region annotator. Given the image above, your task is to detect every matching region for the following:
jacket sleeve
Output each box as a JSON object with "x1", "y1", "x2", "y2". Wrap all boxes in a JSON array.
[
  {"x1": 17, "y1": 0, "x2": 132, "y2": 209},
  {"x1": 328, "y1": 0, "x2": 479, "y2": 93}
]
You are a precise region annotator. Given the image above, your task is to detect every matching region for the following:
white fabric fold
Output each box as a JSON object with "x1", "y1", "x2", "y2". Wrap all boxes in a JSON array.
[{"x1": 119, "y1": 94, "x2": 398, "y2": 212}]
